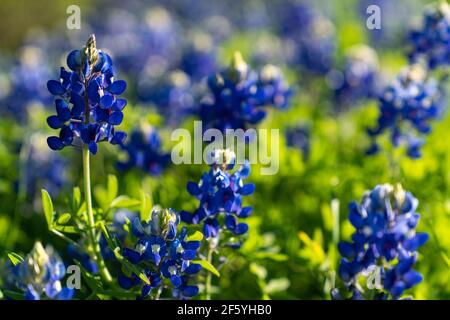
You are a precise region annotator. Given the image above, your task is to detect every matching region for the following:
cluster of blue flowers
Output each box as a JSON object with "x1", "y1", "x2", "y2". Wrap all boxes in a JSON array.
[
  {"x1": 328, "y1": 45, "x2": 380, "y2": 108},
  {"x1": 118, "y1": 208, "x2": 202, "y2": 299},
  {"x1": 46, "y1": 34, "x2": 127, "y2": 155},
  {"x1": 117, "y1": 124, "x2": 170, "y2": 175},
  {"x1": 408, "y1": 2, "x2": 450, "y2": 69},
  {"x1": 12, "y1": 242, "x2": 74, "y2": 300},
  {"x1": 367, "y1": 64, "x2": 445, "y2": 158},
  {"x1": 335, "y1": 184, "x2": 428, "y2": 299},
  {"x1": 199, "y1": 52, "x2": 291, "y2": 132},
  {"x1": 181, "y1": 150, "x2": 254, "y2": 245}
]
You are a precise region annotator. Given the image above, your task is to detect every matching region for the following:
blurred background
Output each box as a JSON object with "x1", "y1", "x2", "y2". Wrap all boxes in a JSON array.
[{"x1": 1, "y1": 0, "x2": 449, "y2": 299}]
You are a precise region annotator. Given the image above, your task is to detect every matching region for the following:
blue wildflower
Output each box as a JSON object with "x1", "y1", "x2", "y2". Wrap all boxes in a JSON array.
[
  {"x1": 14, "y1": 242, "x2": 74, "y2": 300},
  {"x1": 276, "y1": 2, "x2": 336, "y2": 74},
  {"x1": 181, "y1": 149, "x2": 254, "y2": 243},
  {"x1": 46, "y1": 34, "x2": 127, "y2": 155},
  {"x1": 367, "y1": 64, "x2": 445, "y2": 158},
  {"x1": 199, "y1": 52, "x2": 291, "y2": 132},
  {"x1": 408, "y1": 2, "x2": 450, "y2": 69},
  {"x1": 118, "y1": 209, "x2": 201, "y2": 299},
  {"x1": 118, "y1": 124, "x2": 170, "y2": 175},
  {"x1": 336, "y1": 184, "x2": 428, "y2": 299},
  {"x1": 328, "y1": 45, "x2": 381, "y2": 108},
  {"x1": 285, "y1": 126, "x2": 310, "y2": 160}
]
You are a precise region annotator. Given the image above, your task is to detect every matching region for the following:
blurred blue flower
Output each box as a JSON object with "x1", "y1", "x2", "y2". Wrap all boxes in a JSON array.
[
  {"x1": 408, "y1": 2, "x2": 450, "y2": 69},
  {"x1": 285, "y1": 126, "x2": 310, "y2": 160},
  {"x1": 367, "y1": 64, "x2": 445, "y2": 158},
  {"x1": 2, "y1": 46, "x2": 52, "y2": 121},
  {"x1": 275, "y1": 2, "x2": 336, "y2": 74},
  {"x1": 118, "y1": 209, "x2": 201, "y2": 299},
  {"x1": 199, "y1": 52, "x2": 291, "y2": 132},
  {"x1": 327, "y1": 45, "x2": 381, "y2": 108},
  {"x1": 336, "y1": 184, "x2": 428, "y2": 299},
  {"x1": 181, "y1": 149, "x2": 254, "y2": 243},
  {"x1": 46, "y1": 34, "x2": 127, "y2": 155},
  {"x1": 118, "y1": 124, "x2": 170, "y2": 175},
  {"x1": 14, "y1": 242, "x2": 74, "y2": 300}
]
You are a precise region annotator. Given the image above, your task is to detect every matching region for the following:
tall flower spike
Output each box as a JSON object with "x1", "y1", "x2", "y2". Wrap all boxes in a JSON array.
[
  {"x1": 367, "y1": 63, "x2": 445, "y2": 158},
  {"x1": 181, "y1": 149, "x2": 255, "y2": 246},
  {"x1": 118, "y1": 209, "x2": 202, "y2": 299},
  {"x1": 198, "y1": 52, "x2": 291, "y2": 132},
  {"x1": 334, "y1": 184, "x2": 428, "y2": 300},
  {"x1": 46, "y1": 34, "x2": 127, "y2": 154}
]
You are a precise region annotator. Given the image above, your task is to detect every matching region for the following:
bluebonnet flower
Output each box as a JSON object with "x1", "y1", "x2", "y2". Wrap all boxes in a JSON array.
[
  {"x1": 327, "y1": 45, "x2": 381, "y2": 108},
  {"x1": 46, "y1": 34, "x2": 127, "y2": 155},
  {"x1": 137, "y1": 70, "x2": 196, "y2": 127},
  {"x1": 13, "y1": 242, "x2": 74, "y2": 300},
  {"x1": 335, "y1": 184, "x2": 428, "y2": 299},
  {"x1": 285, "y1": 126, "x2": 310, "y2": 160},
  {"x1": 180, "y1": 31, "x2": 217, "y2": 81},
  {"x1": 367, "y1": 64, "x2": 445, "y2": 159},
  {"x1": 118, "y1": 209, "x2": 202, "y2": 299},
  {"x1": 21, "y1": 133, "x2": 68, "y2": 199},
  {"x1": 118, "y1": 124, "x2": 170, "y2": 175},
  {"x1": 408, "y1": 2, "x2": 450, "y2": 69},
  {"x1": 2, "y1": 46, "x2": 52, "y2": 121},
  {"x1": 199, "y1": 52, "x2": 291, "y2": 132},
  {"x1": 276, "y1": 2, "x2": 336, "y2": 74},
  {"x1": 181, "y1": 150, "x2": 254, "y2": 244}
]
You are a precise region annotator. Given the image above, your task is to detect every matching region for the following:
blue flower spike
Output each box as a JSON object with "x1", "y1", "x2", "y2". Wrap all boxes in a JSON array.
[
  {"x1": 46, "y1": 34, "x2": 127, "y2": 154},
  {"x1": 334, "y1": 184, "x2": 428, "y2": 300}
]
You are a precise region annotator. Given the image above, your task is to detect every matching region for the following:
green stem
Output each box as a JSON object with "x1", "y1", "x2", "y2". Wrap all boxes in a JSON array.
[
  {"x1": 205, "y1": 240, "x2": 213, "y2": 300},
  {"x1": 83, "y1": 144, "x2": 112, "y2": 283}
]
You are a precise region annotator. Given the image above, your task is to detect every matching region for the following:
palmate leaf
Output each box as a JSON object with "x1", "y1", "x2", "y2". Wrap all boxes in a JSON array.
[{"x1": 110, "y1": 196, "x2": 140, "y2": 209}]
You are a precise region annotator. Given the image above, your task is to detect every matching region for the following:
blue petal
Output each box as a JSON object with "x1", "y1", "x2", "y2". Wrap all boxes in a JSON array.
[
  {"x1": 234, "y1": 223, "x2": 248, "y2": 235},
  {"x1": 187, "y1": 181, "x2": 201, "y2": 196},
  {"x1": 182, "y1": 286, "x2": 199, "y2": 297},
  {"x1": 170, "y1": 275, "x2": 182, "y2": 288},
  {"x1": 88, "y1": 142, "x2": 98, "y2": 155},
  {"x1": 67, "y1": 50, "x2": 81, "y2": 71},
  {"x1": 99, "y1": 94, "x2": 114, "y2": 109},
  {"x1": 60, "y1": 126, "x2": 74, "y2": 146},
  {"x1": 239, "y1": 206, "x2": 252, "y2": 218},
  {"x1": 47, "y1": 80, "x2": 65, "y2": 95},
  {"x1": 185, "y1": 263, "x2": 202, "y2": 274},
  {"x1": 182, "y1": 250, "x2": 197, "y2": 260},
  {"x1": 47, "y1": 116, "x2": 63, "y2": 129},
  {"x1": 113, "y1": 98, "x2": 127, "y2": 111},
  {"x1": 55, "y1": 99, "x2": 71, "y2": 122},
  {"x1": 57, "y1": 288, "x2": 74, "y2": 300},
  {"x1": 108, "y1": 80, "x2": 127, "y2": 95},
  {"x1": 403, "y1": 270, "x2": 423, "y2": 288},
  {"x1": 47, "y1": 136, "x2": 65, "y2": 150},
  {"x1": 110, "y1": 131, "x2": 127, "y2": 145},
  {"x1": 184, "y1": 241, "x2": 201, "y2": 250},
  {"x1": 118, "y1": 275, "x2": 134, "y2": 289},
  {"x1": 108, "y1": 111, "x2": 123, "y2": 125},
  {"x1": 241, "y1": 183, "x2": 255, "y2": 195},
  {"x1": 338, "y1": 242, "x2": 356, "y2": 259}
]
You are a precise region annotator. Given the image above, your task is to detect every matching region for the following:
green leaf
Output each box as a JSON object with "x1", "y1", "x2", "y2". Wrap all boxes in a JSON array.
[
  {"x1": 249, "y1": 262, "x2": 267, "y2": 280},
  {"x1": 113, "y1": 248, "x2": 150, "y2": 285},
  {"x1": 56, "y1": 213, "x2": 71, "y2": 225},
  {"x1": 264, "y1": 278, "x2": 290, "y2": 295},
  {"x1": 6, "y1": 251, "x2": 23, "y2": 266},
  {"x1": 110, "y1": 196, "x2": 140, "y2": 209},
  {"x1": 140, "y1": 191, "x2": 152, "y2": 223},
  {"x1": 41, "y1": 189, "x2": 54, "y2": 229},
  {"x1": 108, "y1": 175, "x2": 118, "y2": 201},
  {"x1": 192, "y1": 259, "x2": 220, "y2": 277},
  {"x1": 53, "y1": 225, "x2": 78, "y2": 234},
  {"x1": 186, "y1": 231, "x2": 204, "y2": 242},
  {"x1": 74, "y1": 260, "x2": 103, "y2": 292}
]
